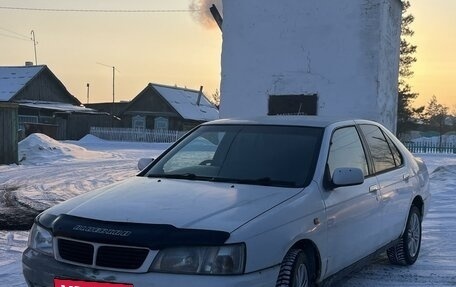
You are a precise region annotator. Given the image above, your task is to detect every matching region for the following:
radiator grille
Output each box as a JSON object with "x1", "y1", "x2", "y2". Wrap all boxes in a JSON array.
[
  {"x1": 58, "y1": 239, "x2": 93, "y2": 265},
  {"x1": 57, "y1": 238, "x2": 149, "y2": 270},
  {"x1": 97, "y1": 245, "x2": 149, "y2": 269}
]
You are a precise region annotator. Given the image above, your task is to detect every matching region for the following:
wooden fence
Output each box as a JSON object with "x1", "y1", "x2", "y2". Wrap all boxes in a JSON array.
[
  {"x1": 90, "y1": 127, "x2": 185, "y2": 143},
  {"x1": 90, "y1": 128, "x2": 455, "y2": 153},
  {"x1": 0, "y1": 103, "x2": 18, "y2": 164},
  {"x1": 405, "y1": 142, "x2": 456, "y2": 154}
]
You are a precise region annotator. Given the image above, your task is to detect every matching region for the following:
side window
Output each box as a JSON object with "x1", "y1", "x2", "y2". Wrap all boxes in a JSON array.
[
  {"x1": 328, "y1": 127, "x2": 369, "y2": 177},
  {"x1": 386, "y1": 136, "x2": 404, "y2": 167},
  {"x1": 359, "y1": 125, "x2": 396, "y2": 173}
]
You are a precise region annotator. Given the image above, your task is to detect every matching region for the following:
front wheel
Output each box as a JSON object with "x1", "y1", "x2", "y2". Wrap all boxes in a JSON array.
[
  {"x1": 276, "y1": 248, "x2": 316, "y2": 287},
  {"x1": 387, "y1": 205, "x2": 422, "y2": 265}
]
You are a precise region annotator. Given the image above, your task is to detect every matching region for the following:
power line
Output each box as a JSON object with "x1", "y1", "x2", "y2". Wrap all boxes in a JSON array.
[
  {"x1": 0, "y1": 6, "x2": 199, "y2": 13},
  {"x1": 0, "y1": 27, "x2": 30, "y2": 40},
  {"x1": 0, "y1": 32, "x2": 30, "y2": 41}
]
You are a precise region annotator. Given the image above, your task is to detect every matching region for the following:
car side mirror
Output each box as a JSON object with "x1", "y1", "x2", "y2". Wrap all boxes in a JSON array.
[
  {"x1": 332, "y1": 167, "x2": 364, "y2": 187},
  {"x1": 137, "y1": 158, "x2": 154, "y2": 171}
]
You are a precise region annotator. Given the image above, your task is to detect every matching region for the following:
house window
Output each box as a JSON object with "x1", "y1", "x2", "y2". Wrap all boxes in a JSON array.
[
  {"x1": 132, "y1": 115, "x2": 146, "y2": 129},
  {"x1": 268, "y1": 94, "x2": 318, "y2": 115},
  {"x1": 154, "y1": 117, "x2": 169, "y2": 130},
  {"x1": 18, "y1": 115, "x2": 38, "y2": 129}
]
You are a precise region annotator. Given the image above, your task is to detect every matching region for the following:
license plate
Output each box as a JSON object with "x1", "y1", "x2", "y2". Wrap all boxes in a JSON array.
[{"x1": 54, "y1": 278, "x2": 133, "y2": 287}]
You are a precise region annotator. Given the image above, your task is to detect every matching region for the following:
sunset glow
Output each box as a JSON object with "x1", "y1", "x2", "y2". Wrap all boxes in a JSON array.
[
  {"x1": 409, "y1": 0, "x2": 456, "y2": 109},
  {"x1": 0, "y1": 0, "x2": 454, "y2": 110}
]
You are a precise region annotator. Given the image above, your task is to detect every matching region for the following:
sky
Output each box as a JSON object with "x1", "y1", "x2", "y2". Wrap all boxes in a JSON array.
[
  {"x1": 0, "y1": 0, "x2": 454, "y2": 111},
  {"x1": 0, "y1": 0, "x2": 222, "y2": 103},
  {"x1": 408, "y1": 0, "x2": 456, "y2": 111}
]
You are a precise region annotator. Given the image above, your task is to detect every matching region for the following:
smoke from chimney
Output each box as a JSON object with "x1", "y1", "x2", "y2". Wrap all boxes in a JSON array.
[{"x1": 189, "y1": 0, "x2": 223, "y2": 29}]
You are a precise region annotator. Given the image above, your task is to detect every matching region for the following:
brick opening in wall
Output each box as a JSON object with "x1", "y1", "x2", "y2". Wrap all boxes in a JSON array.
[{"x1": 268, "y1": 94, "x2": 318, "y2": 116}]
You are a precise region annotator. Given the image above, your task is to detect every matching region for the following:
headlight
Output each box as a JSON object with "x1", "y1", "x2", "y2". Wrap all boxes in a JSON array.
[
  {"x1": 28, "y1": 223, "x2": 54, "y2": 256},
  {"x1": 150, "y1": 244, "x2": 245, "y2": 275}
]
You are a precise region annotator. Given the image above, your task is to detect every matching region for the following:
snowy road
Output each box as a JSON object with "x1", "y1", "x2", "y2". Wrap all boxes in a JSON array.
[
  {"x1": 1, "y1": 135, "x2": 456, "y2": 286},
  {"x1": 340, "y1": 160, "x2": 456, "y2": 286}
]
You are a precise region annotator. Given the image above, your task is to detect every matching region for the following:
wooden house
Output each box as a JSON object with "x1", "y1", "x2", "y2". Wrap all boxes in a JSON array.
[
  {"x1": 121, "y1": 83, "x2": 219, "y2": 131},
  {"x1": 0, "y1": 64, "x2": 111, "y2": 140},
  {"x1": 86, "y1": 102, "x2": 130, "y2": 118}
]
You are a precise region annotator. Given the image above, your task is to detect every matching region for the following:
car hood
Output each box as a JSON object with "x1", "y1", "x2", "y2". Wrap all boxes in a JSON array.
[{"x1": 44, "y1": 177, "x2": 302, "y2": 232}]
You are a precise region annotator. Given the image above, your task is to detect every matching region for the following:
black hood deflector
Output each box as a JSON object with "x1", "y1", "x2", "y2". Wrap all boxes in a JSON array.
[{"x1": 46, "y1": 214, "x2": 230, "y2": 249}]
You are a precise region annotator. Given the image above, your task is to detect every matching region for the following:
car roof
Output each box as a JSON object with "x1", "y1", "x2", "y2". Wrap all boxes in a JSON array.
[{"x1": 202, "y1": 115, "x2": 375, "y2": 128}]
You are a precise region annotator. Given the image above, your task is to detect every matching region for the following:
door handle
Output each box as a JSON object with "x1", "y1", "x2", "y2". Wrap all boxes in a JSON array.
[
  {"x1": 403, "y1": 174, "x2": 410, "y2": 181},
  {"x1": 369, "y1": 185, "x2": 379, "y2": 193}
]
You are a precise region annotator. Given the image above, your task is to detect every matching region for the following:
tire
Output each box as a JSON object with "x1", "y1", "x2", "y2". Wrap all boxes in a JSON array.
[
  {"x1": 276, "y1": 248, "x2": 316, "y2": 287},
  {"x1": 387, "y1": 205, "x2": 422, "y2": 265}
]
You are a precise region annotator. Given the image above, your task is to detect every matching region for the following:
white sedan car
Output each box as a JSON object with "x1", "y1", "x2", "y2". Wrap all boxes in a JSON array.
[{"x1": 23, "y1": 116, "x2": 430, "y2": 287}]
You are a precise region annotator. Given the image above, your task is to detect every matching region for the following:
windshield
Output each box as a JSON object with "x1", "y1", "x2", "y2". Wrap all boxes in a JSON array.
[{"x1": 146, "y1": 125, "x2": 323, "y2": 188}]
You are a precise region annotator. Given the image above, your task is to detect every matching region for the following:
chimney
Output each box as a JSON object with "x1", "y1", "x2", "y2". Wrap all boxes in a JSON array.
[
  {"x1": 25, "y1": 61, "x2": 34, "y2": 66},
  {"x1": 197, "y1": 86, "x2": 204, "y2": 106},
  {"x1": 210, "y1": 4, "x2": 223, "y2": 31}
]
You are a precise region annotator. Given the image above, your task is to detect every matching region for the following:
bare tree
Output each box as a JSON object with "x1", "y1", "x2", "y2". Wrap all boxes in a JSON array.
[{"x1": 425, "y1": 95, "x2": 449, "y2": 146}]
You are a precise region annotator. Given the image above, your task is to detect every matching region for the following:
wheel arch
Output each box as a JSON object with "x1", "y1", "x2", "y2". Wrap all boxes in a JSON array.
[
  {"x1": 412, "y1": 195, "x2": 424, "y2": 220},
  {"x1": 289, "y1": 239, "x2": 322, "y2": 281}
]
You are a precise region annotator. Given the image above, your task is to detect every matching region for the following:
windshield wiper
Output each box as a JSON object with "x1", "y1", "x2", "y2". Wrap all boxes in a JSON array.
[
  {"x1": 148, "y1": 173, "x2": 211, "y2": 180},
  {"x1": 211, "y1": 177, "x2": 297, "y2": 187},
  {"x1": 148, "y1": 174, "x2": 296, "y2": 187}
]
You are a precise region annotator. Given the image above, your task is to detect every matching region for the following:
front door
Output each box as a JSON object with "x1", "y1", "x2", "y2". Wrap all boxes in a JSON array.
[{"x1": 321, "y1": 126, "x2": 382, "y2": 276}]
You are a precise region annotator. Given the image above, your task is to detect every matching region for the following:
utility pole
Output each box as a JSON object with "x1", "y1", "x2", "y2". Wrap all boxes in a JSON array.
[
  {"x1": 210, "y1": 4, "x2": 223, "y2": 31},
  {"x1": 96, "y1": 62, "x2": 117, "y2": 126},
  {"x1": 112, "y1": 66, "x2": 115, "y2": 109},
  {"x1": 86, "y1": 83, "x2": 90, "y2": 104},
  {"x1": 30, "y1": 30, "x2": 38, "y2": 65}
]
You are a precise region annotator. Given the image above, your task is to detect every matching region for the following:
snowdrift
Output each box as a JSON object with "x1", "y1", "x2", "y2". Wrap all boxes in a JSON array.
[
  {"x1": 78, "y1": 134, "x2": 105, "y2": 144},
  {"x1": 431, "y1": 164, "x2": 456, "y2": 181},
  {"x1": 18, "y1": 133, "x2": 112, "y2": 165}
]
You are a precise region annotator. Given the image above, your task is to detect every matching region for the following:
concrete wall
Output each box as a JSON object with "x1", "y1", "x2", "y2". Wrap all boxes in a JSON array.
[{"x1": 220, "y1": 0, "x2": 402, "y2": 132}]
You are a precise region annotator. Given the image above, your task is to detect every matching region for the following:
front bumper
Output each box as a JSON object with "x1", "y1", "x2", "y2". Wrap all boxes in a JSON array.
[{"x1": 22, "y1": 248, "x2": 280, "y2": 287}]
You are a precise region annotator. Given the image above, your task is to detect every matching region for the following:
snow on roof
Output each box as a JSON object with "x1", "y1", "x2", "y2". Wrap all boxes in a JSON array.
[
  {"x1": 0, "y1": 65, "x2": 45, "y2": 101},
  {"x1": 151, "y1": 84, "x2": 219, "y2": 121},
  {"x1": 18, "y1": 101, "x2": 101, "y2": 113}
]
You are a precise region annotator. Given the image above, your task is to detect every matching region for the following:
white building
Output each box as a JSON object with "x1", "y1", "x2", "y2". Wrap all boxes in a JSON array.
[{"x1": 219, "y1": 0, "x2": 402, "y2": 132}]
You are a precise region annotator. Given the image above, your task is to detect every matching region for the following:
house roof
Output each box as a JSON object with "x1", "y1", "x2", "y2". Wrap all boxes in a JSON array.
[
  {"x1": 150, "y1": 83, "x2": 219, "y2": 121},
  {"x1": 0, "y1": 65, "x2": 45, "y2": 101},
  {"x1": 18, "y1": 101, "x2": 102, "y2": 114},
  {"x1": 0, "y1": 65, "x2": 81, "y2": 105}
]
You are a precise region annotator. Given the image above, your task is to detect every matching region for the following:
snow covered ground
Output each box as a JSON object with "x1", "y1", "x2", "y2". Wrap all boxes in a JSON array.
[
  {"x1": 0, "y1": 134, "x2": 170, "y2": 286},
  {"x1": 1, "y1": 134, "x2": 456, "y2": 286}
]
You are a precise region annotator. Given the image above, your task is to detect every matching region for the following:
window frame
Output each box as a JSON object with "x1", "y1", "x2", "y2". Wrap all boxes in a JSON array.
[
  {"x1": 325, "y1": 125, "x2": 374, "y2": 182},
  {"x1": 358, "y1": 124, "x2": 404, "y2": 176},
  {"x1": 144, "y1": 124, "x2": 325, "y2": 188},
  {"x1": 385, "y1": 133, "x2": 405, "y2": 168}
]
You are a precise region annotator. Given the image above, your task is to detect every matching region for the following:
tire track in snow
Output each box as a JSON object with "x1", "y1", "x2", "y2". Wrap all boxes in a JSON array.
[{"x1": 0, "y1": 158, "x2": 139, "y2": 230}]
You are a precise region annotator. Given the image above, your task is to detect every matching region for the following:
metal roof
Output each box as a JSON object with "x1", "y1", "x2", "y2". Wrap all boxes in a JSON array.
[
  {"x1": 0, "y1": 65, "x2": 45, "y2": 101},
  {"x1": 18, "y1": 101, "x2": 103, "y2": 114},
  {"x1": 151, "y1": 83, "x2": 219, "y2": 121}
]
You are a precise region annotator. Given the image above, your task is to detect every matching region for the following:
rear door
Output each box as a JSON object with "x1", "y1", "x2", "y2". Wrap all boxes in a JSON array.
[
  {"x1": 322, "y1": 126, "x2": 383, "y2": 275},
  {"x1": 359, "y1": 124, "x2": 412, "y2": 243}
]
